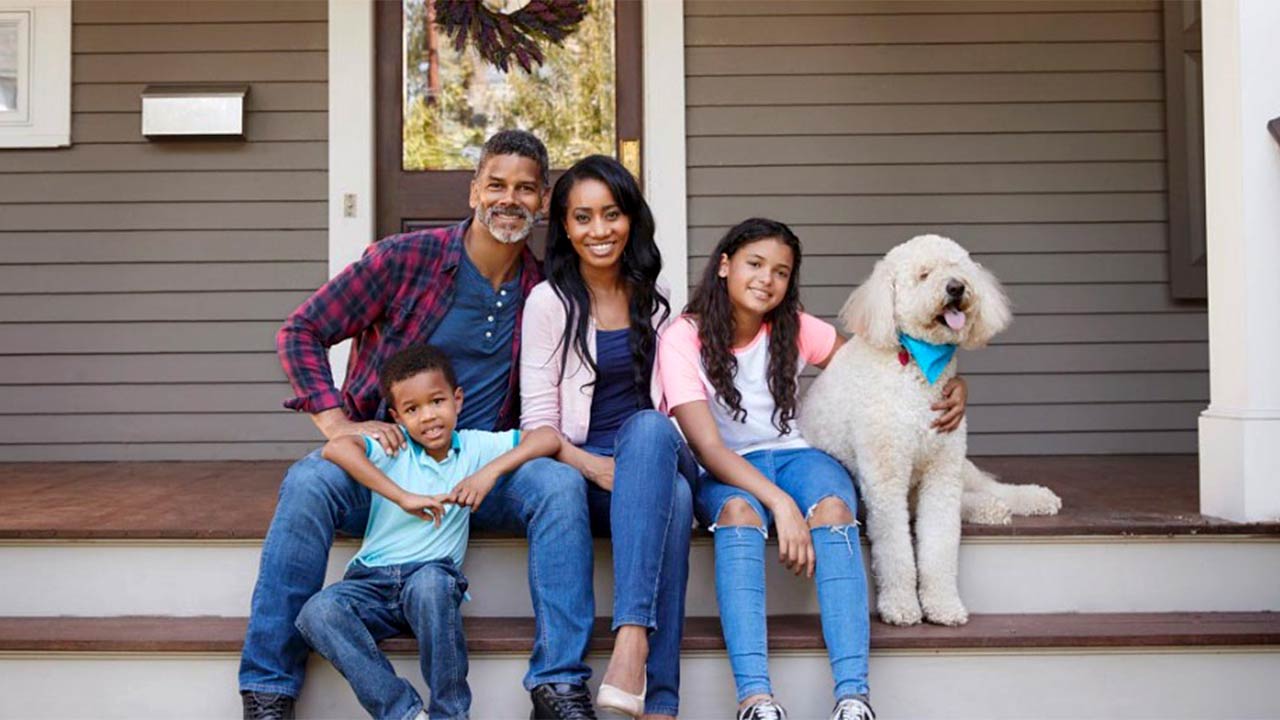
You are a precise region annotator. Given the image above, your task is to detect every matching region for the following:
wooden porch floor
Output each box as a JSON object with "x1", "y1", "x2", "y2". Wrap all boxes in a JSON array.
[{"x1": 0, "y1": 455, "x2": 1276, "y2": 540}]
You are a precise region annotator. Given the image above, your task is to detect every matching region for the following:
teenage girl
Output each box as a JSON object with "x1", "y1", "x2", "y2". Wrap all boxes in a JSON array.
[{"x1": 658, "y1": 218, "x2": 967, "y2": 720}]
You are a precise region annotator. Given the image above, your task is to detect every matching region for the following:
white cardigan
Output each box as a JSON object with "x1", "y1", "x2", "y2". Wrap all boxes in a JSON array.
[{"x1": 519, "y1": 280, "x2": 670, "y2": 445}]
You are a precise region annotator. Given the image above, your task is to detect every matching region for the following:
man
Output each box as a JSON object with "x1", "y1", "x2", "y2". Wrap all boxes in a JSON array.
[{"x1": 240, "y1": 131, "x2": 598, "y2": 720}]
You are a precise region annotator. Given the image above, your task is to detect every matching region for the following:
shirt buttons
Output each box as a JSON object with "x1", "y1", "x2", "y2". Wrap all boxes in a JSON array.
[
  {"x1": 485, "y1": 331, "x2": 492, "y2": 338},
  {"x1": 496, "y1": 301, "x2": 503, "y2": 308},
  {"x1": 487, "y1": 315, "x2": 494, "y2": 322},
  {"x1": 500, "y1": 290, "x2": 507, "y2": 296}
]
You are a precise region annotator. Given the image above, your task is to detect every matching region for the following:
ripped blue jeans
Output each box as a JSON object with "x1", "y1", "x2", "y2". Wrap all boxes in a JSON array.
[{"x1": 693, "y1": 447, "x2": 870, "y2": 703}]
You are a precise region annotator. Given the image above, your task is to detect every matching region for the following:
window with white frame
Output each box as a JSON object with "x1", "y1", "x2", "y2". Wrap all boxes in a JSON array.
[{"x1": 0, "y1": 0, "x2": 69, "y2": 148}]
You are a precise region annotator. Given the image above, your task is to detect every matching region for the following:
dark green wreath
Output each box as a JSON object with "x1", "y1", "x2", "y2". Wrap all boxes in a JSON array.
[{"x1": 433, "y1": 0, "x2": 588, "y2": 73}]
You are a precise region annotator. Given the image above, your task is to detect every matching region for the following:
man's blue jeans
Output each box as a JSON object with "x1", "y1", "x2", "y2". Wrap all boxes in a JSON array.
[
  {"x1": 295, "y1": 559, "x2": 469, "y2": 720},
  {"x1": 693, "y1": 447, "x2": 871, "y2": 703},
  {"x1": 239, "y1": 451, "x2": 593, "y2": 698},
  {"x1": 582, "y1": 410, "x2": 697, "y2": 717}
]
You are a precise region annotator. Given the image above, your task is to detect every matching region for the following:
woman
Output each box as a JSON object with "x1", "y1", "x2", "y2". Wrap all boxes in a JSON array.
[{"x1": 520, "y1": 155, "x2": 697, "y2": 719}]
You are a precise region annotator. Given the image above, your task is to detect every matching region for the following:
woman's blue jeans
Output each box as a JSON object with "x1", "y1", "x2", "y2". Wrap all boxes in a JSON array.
[
  {"x1": 295, "y1": 559, "x2": 469, "y2": 720},
  {"x1": 582, "y1": 410, "x2": 698, "y2": 717},
  {"x1": 239, "y1": 452, "x2": 594, "y2": 698},
  {"x1": 693, "y1": 447, "x2": 871, "y2": 703}
]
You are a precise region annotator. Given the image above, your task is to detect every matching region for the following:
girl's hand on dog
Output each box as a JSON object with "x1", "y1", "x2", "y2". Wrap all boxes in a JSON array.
[
  {"x1": 772, "y1": 499, "x2": 815, "y2": 578},
  {"x1": 931, "y1": 376, "x2": 968, "y2": 433}
]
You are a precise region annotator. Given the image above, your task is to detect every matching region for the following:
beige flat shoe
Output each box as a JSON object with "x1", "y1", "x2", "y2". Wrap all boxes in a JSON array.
[{"x1": 596, "y1": 678, "x2": 646, "y2": 718}]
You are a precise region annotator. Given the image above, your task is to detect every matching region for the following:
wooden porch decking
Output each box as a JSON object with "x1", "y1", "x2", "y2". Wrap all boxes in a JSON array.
[{"x1": 0, "y1": 455, "x2": 1277, "y2": 539}]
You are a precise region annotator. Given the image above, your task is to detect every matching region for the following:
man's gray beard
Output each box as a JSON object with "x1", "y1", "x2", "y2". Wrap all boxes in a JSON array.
[{"x1": 478, "y1": 204, "x2": 537, "y2": 245}]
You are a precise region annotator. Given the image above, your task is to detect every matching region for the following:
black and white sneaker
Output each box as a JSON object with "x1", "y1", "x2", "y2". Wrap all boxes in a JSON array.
[
  {"x1": 530, "y1": 683, "x2": 597, "y2": 720},
  {"x1": 737, "y1": 698, "x2": 788, "y2": 720},
  {"x1": 830, "y1": 695, "x2": 876, "y2": 720}
]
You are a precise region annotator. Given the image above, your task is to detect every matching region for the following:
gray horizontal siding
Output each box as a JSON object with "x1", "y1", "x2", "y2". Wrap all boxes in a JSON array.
[
  {"x1": 688, "y1": 133, "x2": 1166, "y2": 165},
  {"x1": 0, "y1": 353, "x2": 283, "y2": 385},
  {"x1": 689, "y1": 102, "x2": 1165, "y2": 135},
  {"x1": 73, "y1": 2, "x2": 326, "y2": 24},
  {"x1": 74, "y1": 82, "x2": 327, "y2": 112},
  {"x1": 685, "y1": 10, "x2": 1160, "y2": 44},
  {"x1": 689, "y1": 223, "x2": 1171, "y2": 254},
  {"x1": 73, "y1": 112, "x2": 327, "y2": 143},
  {"x1": 688, "y1": 42, "x2": 1162, "y2": 75},
  {"x1": 684, "y1": 1, "x2": 1158, "y2": 17},
  {"x1": 685, "y1": 0, "x2": 1206, "y2": 455},
  {"x1": 0, "y1": 231, "x2": 325, "y2": 263},
  {"x1": 0, "y1": 0, "x2": 327, "y2": 461}
]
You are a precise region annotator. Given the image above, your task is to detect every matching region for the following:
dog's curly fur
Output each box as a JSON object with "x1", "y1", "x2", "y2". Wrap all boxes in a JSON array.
[{"x1": 801, "y1": 234, "x2": 1061, "y2": 626}]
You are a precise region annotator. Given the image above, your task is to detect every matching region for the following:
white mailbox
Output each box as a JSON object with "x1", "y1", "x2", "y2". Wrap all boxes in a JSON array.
[{"x1": 141, "y1": 85, "x2": 248, "y2": 138}]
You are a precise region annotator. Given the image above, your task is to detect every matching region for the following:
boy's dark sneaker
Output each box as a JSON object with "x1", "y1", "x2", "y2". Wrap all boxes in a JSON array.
[
  {"x1": 241, "y1": 691, "x2": 295, "y2": 720},
  {"x1": 530, "y1": 682, "x2": 597, "y2": 719}
]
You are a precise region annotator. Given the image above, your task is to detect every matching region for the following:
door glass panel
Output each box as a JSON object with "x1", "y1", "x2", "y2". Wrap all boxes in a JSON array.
[
  {"x1": 402, "y1": 0, "x2": 616, "y2": 171},
  {"x1": 0, "y1": 22, "x2": 19, "y2": 113}
]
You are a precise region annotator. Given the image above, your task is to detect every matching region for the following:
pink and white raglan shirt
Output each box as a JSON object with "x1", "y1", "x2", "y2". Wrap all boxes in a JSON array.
[{"x1": 658, "y1": 312, "x2": 837, "y2": 455}]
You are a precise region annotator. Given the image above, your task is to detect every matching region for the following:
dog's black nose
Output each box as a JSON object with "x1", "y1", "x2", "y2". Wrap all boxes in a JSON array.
[{"x1": 946, "y1": 279, "x2": 965, "y2": 299}]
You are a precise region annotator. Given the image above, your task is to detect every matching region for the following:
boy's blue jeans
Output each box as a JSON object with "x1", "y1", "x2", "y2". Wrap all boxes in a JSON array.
[
  {"x1": 693, "y1": 447, "x2": 871, "y2": 703},
  {"x1": 239, "y1": 452, "x2": 593, "y2": 698},
  {"x1": 295, "y1": 559, "x2": 468, "y2": 720},
  {"x1": 581, "y1": 410, "x2": 698, "y2": 717}
]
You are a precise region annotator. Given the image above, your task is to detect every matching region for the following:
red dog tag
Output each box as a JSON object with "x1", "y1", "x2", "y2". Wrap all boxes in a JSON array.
[{"x1": 898, "y1": 350, "x2": 910, "y2": 366}]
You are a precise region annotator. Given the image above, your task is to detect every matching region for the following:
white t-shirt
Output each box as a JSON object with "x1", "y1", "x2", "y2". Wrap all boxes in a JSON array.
[{"x1": 658, "y1": 313, "x2": 837, "y2": 455}]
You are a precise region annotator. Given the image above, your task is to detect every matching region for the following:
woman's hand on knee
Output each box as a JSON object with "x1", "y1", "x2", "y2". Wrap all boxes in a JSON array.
[{"x1": 582, "y1": 454, "x2": 616, "y2": 492}]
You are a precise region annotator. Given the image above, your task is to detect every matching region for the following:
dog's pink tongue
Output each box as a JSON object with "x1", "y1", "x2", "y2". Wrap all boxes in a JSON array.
[{"x1": 944, "y1": 308, "x2": 967, "y2": 330}]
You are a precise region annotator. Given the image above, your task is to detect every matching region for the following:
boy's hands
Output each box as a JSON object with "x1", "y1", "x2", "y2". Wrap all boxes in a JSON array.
[
  {"x1": 397, "y1": 492, "x2": 448, "y2": 525},
  {"x1": 448, "y1": 469, "x2": 500, "y2": 510}
]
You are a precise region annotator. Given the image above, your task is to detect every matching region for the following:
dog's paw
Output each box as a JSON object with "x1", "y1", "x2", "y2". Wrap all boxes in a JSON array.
[
  {"x1": 877, "y1": 592, "x2": 924, "y2": 626},
  {"x1": 1006, "y1": 484, "x2": 1063, "y2": 516},
  {"x1": 961, "y1": 493, "x2": 1012, "y2": 525},
  {"x1": 921, "y1": 593, "x2": 969, "y2": 626}
]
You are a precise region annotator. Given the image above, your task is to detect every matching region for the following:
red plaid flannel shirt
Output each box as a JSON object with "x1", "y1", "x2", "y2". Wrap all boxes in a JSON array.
[{"x1": 277, "y1": 219, "x2": 543, "y2": 428}]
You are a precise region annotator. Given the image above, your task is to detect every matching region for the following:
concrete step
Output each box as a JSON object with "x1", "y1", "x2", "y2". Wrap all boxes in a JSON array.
[
  {"x1": 2, "y1": 613, "x2": 1278, "y2": 719},
  {"x1": 4, "y1": 455, "x2": 1279, "y2": 618},
  {"x1": 4, "y1": 533, "x2": 1279, "y2": 617}
]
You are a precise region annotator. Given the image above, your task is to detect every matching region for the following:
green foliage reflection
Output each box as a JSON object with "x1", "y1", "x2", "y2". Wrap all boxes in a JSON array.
[{"x1": 403, "y1": 0, "x2": 616, "y2": 171}]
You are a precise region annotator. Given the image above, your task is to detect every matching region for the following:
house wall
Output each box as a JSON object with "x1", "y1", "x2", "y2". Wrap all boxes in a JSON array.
[
  {"x1": 684, "y1": 0, "x2": 1207, "y2": 455},
  {"x1": 0, "y1": 0, "x2": 327, "y2": 460}
]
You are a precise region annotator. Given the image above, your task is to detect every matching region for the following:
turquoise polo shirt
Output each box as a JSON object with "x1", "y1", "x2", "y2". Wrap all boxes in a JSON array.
[{"x1": 352, "y1": 428, "x2": 520, "y2": 569}]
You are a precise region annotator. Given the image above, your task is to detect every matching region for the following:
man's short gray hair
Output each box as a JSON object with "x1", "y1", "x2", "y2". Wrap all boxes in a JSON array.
[{"x1": 476, "y1": 130, "x2": 550, "y2": 188}]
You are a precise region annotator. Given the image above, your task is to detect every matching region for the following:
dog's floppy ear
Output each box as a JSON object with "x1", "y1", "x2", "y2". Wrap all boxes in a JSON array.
[
  {"x1": 841, "y1": 258, "x2": 898, "y2": 350},
  {"x1": 962, "y1": 261, "x2": 1012, "y2": 349}
]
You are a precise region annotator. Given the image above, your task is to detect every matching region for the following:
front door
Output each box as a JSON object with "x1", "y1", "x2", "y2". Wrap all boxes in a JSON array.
[{"x1": 375, "y1": 0, "x2": 643, "y2": 242}]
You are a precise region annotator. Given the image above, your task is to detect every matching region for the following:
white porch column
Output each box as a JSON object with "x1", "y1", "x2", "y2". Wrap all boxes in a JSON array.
[{"x1": 1198, "y1": 0, "x2": 1280, "y2": 522}]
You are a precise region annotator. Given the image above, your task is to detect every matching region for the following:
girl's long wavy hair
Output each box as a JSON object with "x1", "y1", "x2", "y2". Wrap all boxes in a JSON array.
[
  {"x1": 686, "y1": 217, "x2": 804, "y2": 434},
  {"x1": 544, "y1": 155, "x2": 670, "y2": 397}
]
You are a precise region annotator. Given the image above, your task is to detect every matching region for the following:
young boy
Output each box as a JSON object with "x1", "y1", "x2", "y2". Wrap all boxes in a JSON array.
[{"x1": 295, "y1": 345, "x2": 560, "y2": 720}]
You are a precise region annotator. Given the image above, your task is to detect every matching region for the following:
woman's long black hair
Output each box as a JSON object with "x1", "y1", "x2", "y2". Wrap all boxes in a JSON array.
[
  {"x1": 686, "y1": 217, "x2": 804, "y2": 434},
  {"x1": 544, "y1": 154, "x2": 670, "y2": 398}
]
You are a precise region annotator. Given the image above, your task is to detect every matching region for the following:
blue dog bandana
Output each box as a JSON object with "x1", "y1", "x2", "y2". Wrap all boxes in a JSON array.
[{"x1": 898, "y1": 332, "x2": 957, "y2": 385}]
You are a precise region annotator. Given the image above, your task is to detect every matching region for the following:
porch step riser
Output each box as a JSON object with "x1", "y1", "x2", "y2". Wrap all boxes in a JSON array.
[
  {"x1": 1, "y1": 649, "x2": 1276, "y2": 719},
  {"x1": 4, "y1": 538, "x2": 1278, "y2": 616}
]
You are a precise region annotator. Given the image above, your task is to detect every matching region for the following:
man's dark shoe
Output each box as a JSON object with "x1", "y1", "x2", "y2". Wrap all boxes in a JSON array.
[
  {"x1": 530, "y1": 683, "x2": 597, "y2": 720},
  {"x1": 241, "y1": 691, "x2": 296, "y2": 720}
]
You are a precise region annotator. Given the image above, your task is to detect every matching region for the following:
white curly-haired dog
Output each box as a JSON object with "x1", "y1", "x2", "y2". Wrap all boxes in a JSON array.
[{"x1": 801, "y1": 234, "x2": 1061, "y2": 626}]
